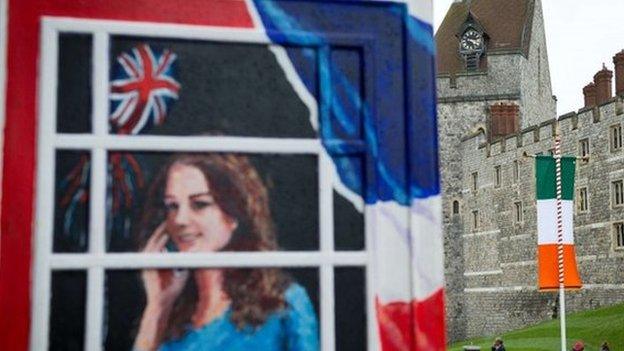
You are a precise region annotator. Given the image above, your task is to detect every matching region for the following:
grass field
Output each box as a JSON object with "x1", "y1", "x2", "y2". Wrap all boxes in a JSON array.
[{"x1": 449, "y1": 302, "x2": 624, "y2": 351}]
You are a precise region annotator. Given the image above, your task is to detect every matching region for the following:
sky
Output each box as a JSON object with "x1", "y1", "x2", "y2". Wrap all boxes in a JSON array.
[{"x1": 433, "y1": 0, "x2": 624, "y2": 116}]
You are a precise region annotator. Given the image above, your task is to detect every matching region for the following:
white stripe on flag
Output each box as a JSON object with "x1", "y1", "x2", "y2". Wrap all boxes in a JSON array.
[
  {"x1": 372, "y1": 195, "x2": 445, "y2": 303},
  {"x1": 537, "y1": 199, "x2": 574, "y2": 245},
  {"x1": 411, "y1": 195, "x2": 444, "y2": 300},
  {"x1": 372, "y1": 201, "x2": 412, "y2": 303}
]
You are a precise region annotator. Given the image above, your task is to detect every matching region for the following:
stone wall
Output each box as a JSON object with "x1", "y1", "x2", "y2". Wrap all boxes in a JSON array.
[{"x1": 452, "y1": 96, "x2": 624, "y2": 339}]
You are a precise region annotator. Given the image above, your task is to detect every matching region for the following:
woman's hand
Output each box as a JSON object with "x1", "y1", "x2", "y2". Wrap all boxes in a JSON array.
[
  {"x1": 134, "y1": 223, "x2": 189, "y2": 351},
  {"x1": 141, "y1": 223, "x2": 189, "y2": 309}
]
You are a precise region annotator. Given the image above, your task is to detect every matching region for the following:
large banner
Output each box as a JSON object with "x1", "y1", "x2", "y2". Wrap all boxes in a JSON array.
[{"x1": 0, "y1": 1, "x2": 444, "y2": 350}]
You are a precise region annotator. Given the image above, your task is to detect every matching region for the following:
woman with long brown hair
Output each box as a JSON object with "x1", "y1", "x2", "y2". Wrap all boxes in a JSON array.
[{"x1": 132, "y1": 153, "x2": 318, "y2": 351}]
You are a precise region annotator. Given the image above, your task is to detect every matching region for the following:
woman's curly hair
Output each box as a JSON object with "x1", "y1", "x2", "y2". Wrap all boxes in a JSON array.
[{"x1": 137, "y1": 153, "x2": 290, "y2": 340}]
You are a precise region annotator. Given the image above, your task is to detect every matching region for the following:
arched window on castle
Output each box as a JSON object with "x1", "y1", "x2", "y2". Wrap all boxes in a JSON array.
[{"x1": 452, "y1": 200, "x2": 460, "y2": 215}]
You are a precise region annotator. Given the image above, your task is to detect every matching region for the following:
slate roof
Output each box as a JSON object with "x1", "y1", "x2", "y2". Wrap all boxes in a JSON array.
[{"x1": 435, "y1": 0, "x2": 535, "y2": 76}]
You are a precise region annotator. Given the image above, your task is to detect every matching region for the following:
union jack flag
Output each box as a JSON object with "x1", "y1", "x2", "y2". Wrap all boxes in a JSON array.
[{"x1": 110, "y1": 44, "x2": 180, "y2": 135}]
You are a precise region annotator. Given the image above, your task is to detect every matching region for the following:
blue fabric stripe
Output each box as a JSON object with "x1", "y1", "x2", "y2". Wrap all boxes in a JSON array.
[{"x1": 254, "y1": 0, "x2": 440, "y2": 204}]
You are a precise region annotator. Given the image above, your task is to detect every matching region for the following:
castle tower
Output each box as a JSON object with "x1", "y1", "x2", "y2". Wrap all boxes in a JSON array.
[{"x1": 436, "y1": 0, "x2": 556, "y2": 341}]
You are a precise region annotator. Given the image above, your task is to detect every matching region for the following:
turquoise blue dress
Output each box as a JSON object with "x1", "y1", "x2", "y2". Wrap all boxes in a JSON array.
[{"x1": 159, "y1": 284, "x2": 318, "y2": 351}]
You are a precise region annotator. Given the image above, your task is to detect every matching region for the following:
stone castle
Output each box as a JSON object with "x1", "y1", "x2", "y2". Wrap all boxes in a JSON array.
[{"x1": 436, "y1": 0, "x2": 624, "y2": 341}]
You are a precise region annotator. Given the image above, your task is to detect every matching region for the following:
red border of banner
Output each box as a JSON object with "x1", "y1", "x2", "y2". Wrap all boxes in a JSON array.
[{"x1": 0, "y1": 1, "x2": 253, "y2": 349}]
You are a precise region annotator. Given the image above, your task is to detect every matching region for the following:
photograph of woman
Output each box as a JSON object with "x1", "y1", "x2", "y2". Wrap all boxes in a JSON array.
[{"x1": 132, "y1": 153, "x2": 319, "y2": 351}]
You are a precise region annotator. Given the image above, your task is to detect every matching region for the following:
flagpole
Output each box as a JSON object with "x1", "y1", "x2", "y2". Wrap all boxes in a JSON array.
[{"x1": 553, "y1": 122, "x2": 567, "y2": 351}]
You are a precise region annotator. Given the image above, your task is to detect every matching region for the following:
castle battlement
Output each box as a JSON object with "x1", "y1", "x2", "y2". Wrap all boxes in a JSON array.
[{"x1": 461, "y1": 94, "x2": 624, "y2": 160}]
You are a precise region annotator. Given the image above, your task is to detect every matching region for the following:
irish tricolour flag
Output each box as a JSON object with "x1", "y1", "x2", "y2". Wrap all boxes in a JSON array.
[{"x1": 535, "y1": 155, "x2": 582, "y2": 290}]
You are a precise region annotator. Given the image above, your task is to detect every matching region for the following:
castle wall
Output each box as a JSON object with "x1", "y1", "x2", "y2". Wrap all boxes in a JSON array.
[
  {"x1": 454, "y1": 97, "x2": 624, "y2": 339},
  {"x1": 437, "y1": 0, "x2": 624, "y2": 342},
  {"x1": 438, "y1": 99, "x2": 517, "y2": 341},
  {"x1": 437, "y1": 55, "x2": 522, "y2": 100}
]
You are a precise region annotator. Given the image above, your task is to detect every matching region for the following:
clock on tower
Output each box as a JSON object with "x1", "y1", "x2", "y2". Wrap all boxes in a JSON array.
[{"x1": 459, "y1": 26, "x2": 486, "y2": 71}]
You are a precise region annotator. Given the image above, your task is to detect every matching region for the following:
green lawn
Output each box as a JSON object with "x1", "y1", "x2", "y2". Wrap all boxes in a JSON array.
[{"x1": 449, "y1": 302, "x2": 624, "y2": 351}]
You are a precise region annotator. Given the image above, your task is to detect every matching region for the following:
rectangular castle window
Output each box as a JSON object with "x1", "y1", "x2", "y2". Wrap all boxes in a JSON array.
[
  {"x1": 577, "y1": 187, "x2": 588, "y2": 212},
  {"x1": 513, "y1": 160, "x2": 519, "y2": 183},
  {"x1": 610, "y1": 124, "x2": 622, "y2": 152},
  {"x1": 612, "y1": 180, "x2": 624, "y2": 207},
  {"x1": 472, "y1": 210, "x2": 479, "y2": 230},
  {"x1": 514, "y1": 202, "x2": 523, "y2": 223},
  {"x1": 472, "y1": 172, "x2": 478, "y2": 192},
  {"x1": 614, "y1": 222, "x2": 624, "y2": 250},
  {"x1": 494, "y1": 165, "x2": 501, "y2": 188},
  {"x1": 579, "y1": 138, "x2": 590, "y2": 158}
]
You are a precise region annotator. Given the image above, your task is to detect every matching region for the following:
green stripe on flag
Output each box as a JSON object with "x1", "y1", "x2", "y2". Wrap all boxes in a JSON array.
[{"x1": 535, "y1": 155, "x2": 576, "y2": 200}]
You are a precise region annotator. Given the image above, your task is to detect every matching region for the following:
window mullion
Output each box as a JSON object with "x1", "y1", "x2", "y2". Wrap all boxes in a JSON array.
[
  {"x1": 84, "y1": 30, "x2": 109, "y2": 351},
  {"x1": 30, "y1": 23, "x2": 59, "y2": 351},
  {"x1": 319, "y1": 151, "x2": 336, "y2": 351}
]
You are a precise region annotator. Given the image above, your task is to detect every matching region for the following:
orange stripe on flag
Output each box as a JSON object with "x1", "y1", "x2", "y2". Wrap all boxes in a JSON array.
[{"x1": 537, "y1": 244, "x2": 582, "y2": 290}]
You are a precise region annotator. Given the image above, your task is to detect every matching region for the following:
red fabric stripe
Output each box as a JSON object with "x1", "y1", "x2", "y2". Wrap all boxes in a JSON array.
[
  {"x1": 376, "y1": 289, "x2": 446, "y2": 351},
  {"x1": 0, "y1": 1, "x2": 253, "y2": 349}
]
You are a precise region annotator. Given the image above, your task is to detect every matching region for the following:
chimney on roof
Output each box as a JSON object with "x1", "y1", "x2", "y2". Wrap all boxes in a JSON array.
[
  {"x1": 490, "y1": 103, "x2": 519, "y2": 138},
  {"x1": 583, "y1": 83, "x2": 596, "y2": 107},
  {"x1": 593, "y1": 63, "x2": 613, "y2": 105},
  {"x1": 613, "y1": 50, "x2": 624, "y2": 96}
]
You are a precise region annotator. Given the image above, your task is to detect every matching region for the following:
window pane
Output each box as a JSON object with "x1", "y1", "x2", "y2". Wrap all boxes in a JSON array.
[
  {"x1": 614, "y1": 181, "x2": 624, "y2": 206},
  {"x1": 495, "y1": 166, "x2": 501, "y2": 187},
  {"x1": 57, "y1": 33, "x2": 92, "y2": 134},
  {"x1": 334, "y1": 190, "x2": 364, "y2": 250},
  {"x1": 49, "y1": 271, "x2": 87, "y2": 351},
  {"x1": 472, "y1": 172, "x2": 478, "y2": 191},
  {"x1": 616, "y1": 223, "x2": 624, "y2": 248},
  {"x1": 109, "y1": 37, "x2": 317, "y2": 138},
  {"x1": 54, "y1": 150, "x2": 90, "y2": 253},
  {"x1": 333, "y1": 154, "x2": 365, "y2": 251},
  {"x1": 104, "y1": 268, "x2": 319, "y2": 350},
  {"x1": 106, "y1": 152, "x2": 319, "y2": 252},
  {"x1": 335, "y1": 267, "x2": 366, "y2": 351}
]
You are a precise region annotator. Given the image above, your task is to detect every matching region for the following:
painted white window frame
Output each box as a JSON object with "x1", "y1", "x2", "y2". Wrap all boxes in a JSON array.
[{"x1": 33, "y1": 17, "x2": 376, "y2": 351}]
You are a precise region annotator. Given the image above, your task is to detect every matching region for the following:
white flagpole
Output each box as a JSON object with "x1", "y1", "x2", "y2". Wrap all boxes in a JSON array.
[{"x1": 554, "y1": 124, "x2": 567, "y2": 351}]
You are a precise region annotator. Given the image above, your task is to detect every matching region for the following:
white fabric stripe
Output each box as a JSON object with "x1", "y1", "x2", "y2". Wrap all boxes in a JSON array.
[
  {"x1": 411, "y1": 195, "x2": 444, "y2": 300},
  {"x1": 373, "y1": 196, "x2": 444, "y2": 303},
  {"x1": 537, "y1": 199, "x2": 574, "y2": 245},
  {"x1": 372, "y1": 201, "x2": 412, "y2": 303}
]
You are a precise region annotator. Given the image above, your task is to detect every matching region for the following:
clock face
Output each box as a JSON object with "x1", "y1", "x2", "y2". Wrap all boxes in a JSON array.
[{"x1": 460, "y1": 29, "x2": 483, "y2": 52}]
